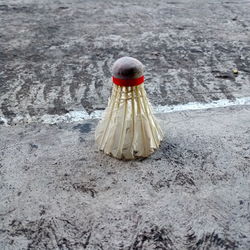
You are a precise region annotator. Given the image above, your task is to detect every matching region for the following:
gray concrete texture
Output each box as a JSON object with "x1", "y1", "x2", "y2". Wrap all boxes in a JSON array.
[
  {"x1": 0, "y1": 0, "x2": 250, "y2": 123},
  {"x1": 0, "y1": 0, "x2": 250, "y2": 249},
  {"x1": 1, "y1": 107, "x2": 250, "y2": 249}
]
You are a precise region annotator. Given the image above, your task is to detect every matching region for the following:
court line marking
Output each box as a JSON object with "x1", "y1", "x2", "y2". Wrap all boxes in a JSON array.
[{"x1": 0, "y1": 96, "x2": 250, "y2": 125}]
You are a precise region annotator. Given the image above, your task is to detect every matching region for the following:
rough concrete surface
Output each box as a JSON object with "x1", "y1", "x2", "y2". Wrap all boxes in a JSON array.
[
  {"x1": 1, "y1": 0, "x2": 250, "y2": 249},
  {"x1": 0, "y1": 0, "x2": 250, "y2": 124},
  {"x1": 1, "y1": 107, "x2": 250, "y2": 249}
]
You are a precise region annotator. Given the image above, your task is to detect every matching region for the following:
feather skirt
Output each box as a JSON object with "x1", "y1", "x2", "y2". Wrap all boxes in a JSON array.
[{"x1": 95, "y1": 83, "x2": 163, "y2": 159}]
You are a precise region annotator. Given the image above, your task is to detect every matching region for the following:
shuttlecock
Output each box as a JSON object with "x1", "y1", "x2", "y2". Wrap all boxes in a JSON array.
[{"x1": 95, "y1": 56, "x2": 163, "y2": 159}]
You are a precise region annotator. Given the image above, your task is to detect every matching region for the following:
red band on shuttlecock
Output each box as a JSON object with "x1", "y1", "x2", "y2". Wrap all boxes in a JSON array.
[{"x1": 112, "y1": 76, "x2": 144, "y2": 87}]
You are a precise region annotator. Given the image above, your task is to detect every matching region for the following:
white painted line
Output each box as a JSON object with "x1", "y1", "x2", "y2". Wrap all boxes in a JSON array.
[
  {"x1": 0, "y1": 96, "x2": 250, "y2": 125},
  {"x1": 153, "y1": 96, "x2": 250, "y2": 113}
]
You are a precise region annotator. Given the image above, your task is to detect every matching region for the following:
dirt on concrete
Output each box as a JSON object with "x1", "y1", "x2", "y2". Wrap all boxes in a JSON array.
[
  {"x1": 0, "y1": 0, "x2": 250, "y2": 249},
  {"x1": 0, "y1": 106, "x2": 249, "y2": 249},
  {"x1": 0, "y1": 0, "x2": 250, "y2": 124}
]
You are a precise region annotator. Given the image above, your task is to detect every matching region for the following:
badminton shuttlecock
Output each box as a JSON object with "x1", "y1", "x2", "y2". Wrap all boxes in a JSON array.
[{"x1": 95, "y1": 56, "x2": 163, "y2": 159}]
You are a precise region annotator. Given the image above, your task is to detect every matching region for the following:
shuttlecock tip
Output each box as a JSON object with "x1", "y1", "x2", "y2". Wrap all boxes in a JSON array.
[{"x1": 112, "y1": 56, "x2": 144, "y2": 80}]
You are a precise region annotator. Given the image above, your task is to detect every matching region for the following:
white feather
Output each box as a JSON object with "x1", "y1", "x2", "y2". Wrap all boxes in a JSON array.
[{"x1": 95, "y1": 83, "x2": 163, "y2": 159}]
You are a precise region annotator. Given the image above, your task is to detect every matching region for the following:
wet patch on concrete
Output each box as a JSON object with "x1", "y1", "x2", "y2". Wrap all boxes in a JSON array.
[
  {"x1": 185, "y1": 231, "x2": 238, "y2": 250},
  {"x1": 3, "y1": 218, "x2": 92, "y2": 250},
  {"x1": 73, "y1": 123, "x2": 92, "y2": 134},
  {"x1": 72, "y1": 183, "x2": 97, "y2": 198},
  {"x1": 130, "y1": 225, "x2": 175, "y2": 249},
  {"x1": 29, "y1": 143, "x2": 38, "y2": 152}
]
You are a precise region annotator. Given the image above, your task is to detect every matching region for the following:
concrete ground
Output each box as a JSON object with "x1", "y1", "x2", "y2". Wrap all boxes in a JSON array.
[
  {"x1": 0, "y1": 107, "x2": 250, "y2": 249},
  {"x1": 0, "y1": 0, "x2": 250, "y2": 123},
  {"x1": 0, "y1": 0, "x2": 250, "y2": 249}
]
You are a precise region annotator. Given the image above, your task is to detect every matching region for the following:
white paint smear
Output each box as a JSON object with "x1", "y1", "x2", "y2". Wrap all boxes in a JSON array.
[
  {"x1": 153, "y1": 96, "x2": 250, "y2": 113},
  {"x1": 1, "y1": 97, "x2": 250, "y2": 125}
]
